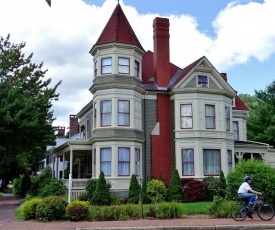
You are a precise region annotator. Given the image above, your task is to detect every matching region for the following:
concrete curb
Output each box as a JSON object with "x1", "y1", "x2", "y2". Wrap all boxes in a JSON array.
[{"x1": 76, "y1": 224, "x2": 275, "y2": 230}]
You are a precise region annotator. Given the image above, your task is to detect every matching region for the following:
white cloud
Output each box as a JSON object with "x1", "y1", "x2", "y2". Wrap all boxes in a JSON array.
[{"x1": 1, "y1": 0, "x2": 275, "y2": 129}]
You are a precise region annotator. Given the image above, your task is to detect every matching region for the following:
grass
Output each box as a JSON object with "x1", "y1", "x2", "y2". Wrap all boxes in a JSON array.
[{"x1": 143, "y1": 202, "x2": 211, "y2": 215}]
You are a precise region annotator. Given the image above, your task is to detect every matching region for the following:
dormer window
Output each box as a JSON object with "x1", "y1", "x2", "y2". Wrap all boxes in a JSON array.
[
  {"x1": 118, "y1": 57, "x2": 130, "y2": 74},
  {"x1": 198, "y1": 75, "x2": 208, "y2": 88},
  {"x1": 102, "y1": 57, "x2": 112, "y2": 75},
  {"x1": 134, "y1": 61, "x2": 140, "y2": 78}
]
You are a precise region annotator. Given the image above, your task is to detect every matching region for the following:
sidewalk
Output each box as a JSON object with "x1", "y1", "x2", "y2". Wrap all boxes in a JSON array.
[{"x1": 1, "y1": 192, "x2": 275, "y2": 230}]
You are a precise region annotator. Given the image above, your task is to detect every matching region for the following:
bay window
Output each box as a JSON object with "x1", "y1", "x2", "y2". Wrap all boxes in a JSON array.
[
  {"x1": 205, "y1": 104, "x2": 215, "y2": 129},
  {"x1": 203, "y1": 149, "x2": 221, "y2": 175},
  {"x1": 118, "y1": 57, "x2": 130, "y2": 74},
  {"x1": 180, "y1": 104, "x2": 193, "y2": 129},
  {"x1": 118, "y1": 147, "x2": 130, "y2": 176},
  {"x1": 118, "y1": 100, "x2": 130, "y2": 126},
  {"x1": 181, "y1": 149, "x2": 194, "y2": 176},
  {"x1": 100, "y1": 100, "x2": 112, "y2": 126},
  {"x1": 101, "y1": 57, "x2": 112, "y2": 74},
  {"x1": 100, "y1": 148, "x2": 111, "y2": 176}
]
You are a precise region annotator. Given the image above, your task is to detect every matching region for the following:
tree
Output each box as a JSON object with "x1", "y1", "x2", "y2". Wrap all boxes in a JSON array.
[
  {"x1": 238, "y1": 94, "x2": 258, "y2": 110},
  {"x1": 128, "y1": 174, "x2": 141, "y2": 204},
  {"x1": 0, "y1": 34, "x2": 61, "y2": 186},
  {"x1": 167, "y1": 169, "x2": 182, "y2": 202},
  {"x1": 92, "y1": 171, "x2": 111, "y2": 205},
  {"x1": 246, "y1": 80, "x2": 275, "y2": 146}
]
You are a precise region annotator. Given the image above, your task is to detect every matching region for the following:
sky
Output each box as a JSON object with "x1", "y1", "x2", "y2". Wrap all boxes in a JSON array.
[{"x1": 0, "y1": 0, "x2": 275, "y2": 129}]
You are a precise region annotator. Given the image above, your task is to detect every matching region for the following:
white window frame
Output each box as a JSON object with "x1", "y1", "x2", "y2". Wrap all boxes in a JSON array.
[
  {"x1": 100, "y1": 100, "x2": 112, "y2": 127},
  {"x1": 203, "y1": 149, "x2": 221, "y2": 176},
  {"x1": 118, "y1": 100, "x2": 130, "y2": 126},
  {"x1": 118, "y1": 57, "x2": 130, "y2": 74},
  {"x1": 118, "y1": 147, "x2": 130, "y2": 176},
  {"x1": 100, "y1": 147, "x2": 111, "y2": 176},
  {"x1": 101, "y1": 57, "x2": 112, "y2": 75},
  {"x1": 205, "y1": 104, "x2": 215, "y2": 129},
  {"x1": 181, "y1": 149, "x2": 194, "y2": 176}
]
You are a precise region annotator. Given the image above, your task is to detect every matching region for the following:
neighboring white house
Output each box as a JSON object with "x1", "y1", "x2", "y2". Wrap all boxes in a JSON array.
[{"x1": 51, "y1": 3, "x2": 275, "y2": 198}]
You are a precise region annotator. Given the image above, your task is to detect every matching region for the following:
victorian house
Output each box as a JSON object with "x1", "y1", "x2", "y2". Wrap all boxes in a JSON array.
[{"x1": 52, "y1": 3, "x2": 275, "y2": 198}]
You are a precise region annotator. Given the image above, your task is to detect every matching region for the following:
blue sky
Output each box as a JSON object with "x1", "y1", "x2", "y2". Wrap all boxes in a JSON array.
[{"x1": 0, "y1": 0, "x2": 274, "y2": 128}]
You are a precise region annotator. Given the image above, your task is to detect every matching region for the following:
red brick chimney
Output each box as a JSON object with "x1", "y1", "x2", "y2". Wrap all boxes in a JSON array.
[
  {"x1": 57, "y1": 126, "x2": 65, "y2": 137},
  {"x1": 153, "y1": 17, "x2": 170, "y2": 88},
  {"x1": 69, "y1": 115, "x2": 79, "y2": 138},
  {"x1": 221, "y1": 73, "x2": 227, "y2": 82}
]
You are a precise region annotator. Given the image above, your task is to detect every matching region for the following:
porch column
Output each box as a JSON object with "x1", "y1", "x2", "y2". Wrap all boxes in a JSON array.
[
  {"x1": 69, "y1": 146, "x2": 73, "y2": 176},
  {"x1": 68, "y1": 145, "x2": 73, "y2": 203},
  {"x1": 78, "y1": 159, "x2": 81, "y2": 179}
]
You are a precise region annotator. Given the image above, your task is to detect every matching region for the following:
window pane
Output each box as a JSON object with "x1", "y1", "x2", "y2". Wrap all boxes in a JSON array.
[
  {"x1": 118, "y1": 57, "x2": 130, "y2": 74},
  {"x1": 100, "y1": 148, "x2": 111, "y2": 176},
  {"x1": 181, "y1": 104, "x2": 193, "y2": 129},
  {"x1": 102, "y1": 57, "x2": 112, "y2": 65},
  {"x1": 118, "y1": 148, "x2": 130, "y2": 176},
  {"x1": 118, "y1": 100, "x2": 130, "y2": 126},
  {"x1": 198, "y1": 75, "x2": 208, "y2": 87},
  {"x1": 101, "y1": 100, "x2": 112, "y2": 126},
  {"x1": 101, "y1": 57, "x2": 112, "y2": 74},
  {"x1": 205, "y1": 105, "x2": 215, "y2": 129},
  {"x1": 203, "y1": 149, "x2": 220, "y2": 175},
  {"x1": 135, "y1": 148, "x2": 141, "y2": 176},
  {"x1": 135, "y1": 61, "x2": 140, "y2": 78},
  {"x1": 118, "y1": 58, "x2": 129, "y2": 65},
  {"x1": 233, "y1": 121, "x2": 239, "y2": 140},
  {"x1": 181, "y1": 149, "x2": 194, "y2": 176},
  {"x1": 227, "y1": 150, "x2": 232, "y2": 172}
]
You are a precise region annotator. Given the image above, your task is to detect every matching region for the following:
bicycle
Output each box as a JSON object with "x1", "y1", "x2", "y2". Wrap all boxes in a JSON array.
[{"x1": 231, "y1": 195, "x2": 275, "y2": 221}]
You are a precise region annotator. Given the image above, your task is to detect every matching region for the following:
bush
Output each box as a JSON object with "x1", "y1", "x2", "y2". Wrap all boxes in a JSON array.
[
  {"x1": 12, "y1": 176, "x2": 22, "y2": 196},
  {"x1": 66, "y1": 201, "x2": 89, "y2": 221},
  {"x1": 21, "y1": 174, "x2": 32, "y2": 197},
  {"x1": 111, "y1": 195, "x2": 121, "y2": 205},
  {"x1": 226, "y1": 159, "x2": 275, "y2": 206},
  {"x1": 21, "y1": 197, "x2": 42, "y2": 220},
  {"x1": 155, "y1": 202, "x2": 182, "y2": 219},
  {"x1": 85, "y1": 179, "x2": 97, "y2": 203},
  {"x1": 31, "y1": 166, "x2": 52, "y2": 196},
  {"x1": 147, "y1": 179, "x2": 167, "y2": 203},
  {"x1": 202, "y1": 176, "x2": 220, "y2": 201},
  {"x1": 207, "y1": 195, "x2": 236, "y2": 218},
  {"x1": 36, "y1": 196, "x2": 68, "y2": 221},
  {"x1": 78, "y1": 192, "x2": 88, "y2": 201},
  {"x1": 218, "y1": 171, "x2": 227, "y2": 198},
  {"x1": 128, "y1": 174, "x2": 141, "y2": 204},
  {"x1": 167, "y1": 169, "x2": 182, "y2": 202},
  {"x1": 182, "y1": 179, "x2": 205, "y2": 202},
  {"x1": 92, "y1": 171, "x2": 111, "y2": 205},
  {"x1": 39, "y1": 178, "x2": 66, "y2": 198}
]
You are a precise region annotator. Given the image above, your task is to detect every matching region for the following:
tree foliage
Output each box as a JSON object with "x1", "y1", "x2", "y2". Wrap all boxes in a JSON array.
[
  {"x1": 128, "y1": 174, "x2": 141, "y2": 204},
  {"x1": 167, "y1": 169, "x2": 182, "y2": 202},
  {"x1": 226, "y1": 159, "x2": 275, "y2": 206},
  {"x1": 246, "y1": 80, "x2": 275, "y2": 146},
  {"x1": 92, "y1": 171, "x2": 111, "y2": 205},
  {"x1": 0, "y1": 34, "x2": 61, "y2": 184}
]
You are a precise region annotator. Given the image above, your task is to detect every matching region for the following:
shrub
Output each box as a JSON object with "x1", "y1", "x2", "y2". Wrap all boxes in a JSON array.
[
  {"x1": 155, "y1": 202, "x2": 182, "y2": 219},
  {"x1": 66, "y1": 201, "x2": 89, "y2": 221},
  {"x1": 21, "y1": 174, "x2": 32, "y2": 197},
  {"x1": 78, "y1": 192, "x2": 88, "y2": 201},
  {"x1": 167, "y1": 169, "x2": 182, "y2": 202},
  {"x1": 207, "y1": 195, "x2": 236, "y2": 218},
  {"x1": 39, "y1": 178, "x2": 66, "y2": 198},
  {"x1": 92, "y1": 171, "x2": 111, "y2": 205},
  {"x1": 85, "y1": 179, "x2": 97, "y2": 203},
  {"x1": 144, "y1": 205, "x2": 157, "y2": 218},
  {"x1": 31, "y1": 166, "x2": 52, "y2": 196},
  {"x1": 182, "y1": 179, "x2": 205, "y2": 202},
  {"x1": 36, "y1": 196, "x2": 68, "y2": 221},
  {"x1": 226, "y1": 159, "x2": 275, "y2": 206},
  {"x1": 218, "y1": 171, "x2": 227, "y2": 198},
  {"x1": 128, "y1": 174, "x2": 141, "y2": 204},
  {"x1": 147, "y1": 179, "x2": 167, "y2": 203},
  {"x1": 111, "y1": 195, "x2": 121, "y2": 205},
  {"x1": 202, "y1": 176, "x2": 220, "y2": 201},
  {"x1": 12, "y1": 176, "x2": 22, "y2": 196},
  {"x1": 21, "y1": 197, "x2": 42, "y2": 220}
]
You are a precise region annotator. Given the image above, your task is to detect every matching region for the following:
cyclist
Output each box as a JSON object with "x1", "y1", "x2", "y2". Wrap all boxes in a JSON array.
[{"x1": 238, "y1": 176, "x2": 262, "y2": 219}]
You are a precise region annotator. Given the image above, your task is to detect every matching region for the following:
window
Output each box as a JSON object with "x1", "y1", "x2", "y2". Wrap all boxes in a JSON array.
[
  {"x1": 134, "y1": 61, "x2": 140, "y2": 78},
  {"x1": 118, "y1": 100, "x2": 130, "y2": 126},
  {"x1": 118, "y1": 147, "x2": 130, "y2": 176},
  {"x1": 203, "y1": 149, "x2": 221, "y2": 175},
  {"x1": 93, "y1": 149, "x2": 96, "y2": 177},
  {"x1": 198, "y1": 75, "x2": 208, "y2": 88},
  {"x1": 94, "y1": 102, "x2": 97, "y2": 128},
  {"x1": 100, "y1": 148, "x2": 111, "y2": 176},
  {"x1": 100, "y1": 100, "x2": 112, "y2": 126},
  {"x1": 101, "y1": 57, "x2": 112, "y2": 74},
  {"x1": 205, "y1": 105, "x2": 215, "y2": 129},
  {"x1": 225, "y1": 107, "x2": 230, "y2": 131},
  {"x1": 233, "y1": 121, "x2": 239, "y2": 140},
  {"x1": 118, "y1": 57, "x2": 130, "y2": 74},
  {"x1": 135, "y1": 148, "x2": 141, "y2": 176},
  {"x1": 94, "y1": 60, "x2": 98, "y2": 77},
  {"x1": 181, "y1": 149, "x2": 194, "y2": 176},
  {"x1": 227, "y1": 150, "x2": 232, "y2": 172},
  {"x1": 180, "y1": 104, "x2": 193, "y2": 129}
]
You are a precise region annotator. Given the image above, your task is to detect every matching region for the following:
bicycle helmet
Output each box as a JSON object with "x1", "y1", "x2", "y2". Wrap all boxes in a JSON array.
[{"x1": 243, "y1": 176, "x2": 251, "y2": 182}]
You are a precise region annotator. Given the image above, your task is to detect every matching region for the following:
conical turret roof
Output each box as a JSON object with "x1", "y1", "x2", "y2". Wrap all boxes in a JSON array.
[{"x1": 94, "y1": 3, "x2": 144, "y2": 51}]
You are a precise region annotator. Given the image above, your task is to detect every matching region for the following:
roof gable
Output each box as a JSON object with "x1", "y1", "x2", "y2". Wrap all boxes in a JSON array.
[{"x1": 93, "y1": 4, "x2": 144, "y2": 51}]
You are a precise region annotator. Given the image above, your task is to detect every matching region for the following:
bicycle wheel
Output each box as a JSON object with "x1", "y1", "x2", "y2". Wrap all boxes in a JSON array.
[
  {"x1": 257, "y1": 203, "x2": 275, "y2": 221},
  {"x1": 231, "y1": 204, "x2": 247, "y2": 221}
]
